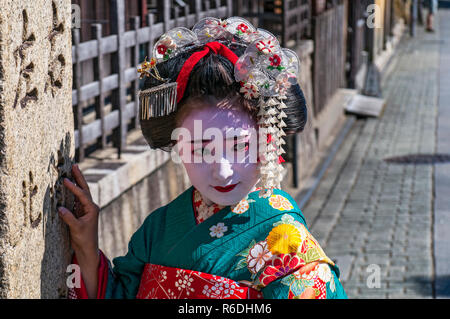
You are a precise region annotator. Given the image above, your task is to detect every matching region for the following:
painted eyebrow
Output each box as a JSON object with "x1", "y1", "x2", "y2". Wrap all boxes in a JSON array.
[
  {"x1": 189, "y1": 139, "x2": 212, "y2": 144},
  {"x1": 187, "y1": 135, "x2": 250, "y2": 144}
]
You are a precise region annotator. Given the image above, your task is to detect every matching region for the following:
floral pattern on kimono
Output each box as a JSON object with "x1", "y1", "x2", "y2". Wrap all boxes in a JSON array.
[
  {"x1": 231, "y1": 199, "x2": 345, "y2": 299},
  {"x1": 136, "y1": 264, "x2": 262, "y2": 299}
]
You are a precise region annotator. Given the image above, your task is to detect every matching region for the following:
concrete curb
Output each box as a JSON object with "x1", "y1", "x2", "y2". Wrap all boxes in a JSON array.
[{"x1": 433, "y1": 9, "x2": 450, "y2": 299}]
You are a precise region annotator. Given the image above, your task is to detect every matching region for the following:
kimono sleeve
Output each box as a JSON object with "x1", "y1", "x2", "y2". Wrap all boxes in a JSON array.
[
  {"x1": 251, "y1": 204, "x2": 347, "y2": 299},
  {"x1": 261, "y1": 263, "x2": 348, "y2": 299}
]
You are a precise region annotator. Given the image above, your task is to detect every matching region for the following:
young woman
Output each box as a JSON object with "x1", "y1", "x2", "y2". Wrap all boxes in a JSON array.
[{"x1": 59, "y1": 17, "x2": 347, "y2": 299}]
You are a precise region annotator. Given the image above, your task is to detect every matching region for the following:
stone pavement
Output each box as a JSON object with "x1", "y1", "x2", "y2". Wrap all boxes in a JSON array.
[{"x1": 298, "y1": 11, "x2": 450, "y2": 299}]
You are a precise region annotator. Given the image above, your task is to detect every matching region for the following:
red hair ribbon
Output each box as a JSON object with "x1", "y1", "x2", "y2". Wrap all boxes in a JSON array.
[{"x1": 175, "y1": 41, "x2": 239, "y2": 103}]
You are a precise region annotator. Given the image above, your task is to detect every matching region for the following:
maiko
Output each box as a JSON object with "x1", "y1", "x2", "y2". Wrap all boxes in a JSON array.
[{"x1": 178, "y1": 303, "x2": 213, "y2": 316}]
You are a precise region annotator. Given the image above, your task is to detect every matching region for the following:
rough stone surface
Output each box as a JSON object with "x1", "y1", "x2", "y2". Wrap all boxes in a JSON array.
[{"x1": 0, "y1": 0, "x2": 73, "y2": 298}]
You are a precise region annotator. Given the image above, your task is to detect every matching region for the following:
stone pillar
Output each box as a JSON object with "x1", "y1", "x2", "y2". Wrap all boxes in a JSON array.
[{"x1": 0, "y1": 0, "x2": 74, "y2": 298}]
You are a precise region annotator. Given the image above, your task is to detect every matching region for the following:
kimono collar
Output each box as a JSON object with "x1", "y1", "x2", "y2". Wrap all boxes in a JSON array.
[{"x1": 192, "y1": 188, "x2": 225, "y2": 224}]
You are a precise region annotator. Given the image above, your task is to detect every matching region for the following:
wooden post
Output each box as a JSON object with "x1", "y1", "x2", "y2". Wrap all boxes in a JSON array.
[
  {"x1": 147, "y1": 13, "x2": 155, "y2": 59},
  {"x1": 73, "y1": 28, "x2": 84, "y2": 162},
  {"x1": 326, "y1": 10, "x2": 331, "y2": 104},
  {"x1": 348, "y1": 1, "x2": 356, "y2": 88},
  {"x1": 174, "y1": 4, "x2": 180, "y2": 27},
  {"x1": 195, "y1": 0, "x2": 202, "y2": 21},
  {"x1": 282, "y1": 0, "x2": 288, "y2": 47},
  {"x1": 307, "y1": 0, "x2": 312, "y2": 38},
  {"x1": 383, "y1": 0, "x2": 391, "y2": 49},
  {"x1": 366, "y1": 0, "x2": 376, "y2": 62},
  {"x1": 226, "y1": 0, "x2": 233, "y2": 17},
  {"x1": 163, "y1": 0, "x2": 171, "y2": 32},
  {"x1": 390, "y1": 0, "x2": 396, "y2": 33},
  {"x1": 141, "y1": 0, "x2": 148, "y2": 26},
  {"x1": 362, "y1": 1, "x2": 382, "y2": 97},
  {"x1": 111, "y1": 0, "x2": 127, "y2": 159},
  {"x1": 92, "y1": 23, "x2": 107, "y2": 149},
  {"x1": 183, "y1": 4, "x2": 190, "y2": 27},
  {"x1": 132, "y1": 16, "x2": 141, "y2": 130},
  {"x1": 249, "y1": 0, "x2": 258, "y2": 27},
  {"x1": 234, "y1": 0, "x2": 243, "y2": 17}
]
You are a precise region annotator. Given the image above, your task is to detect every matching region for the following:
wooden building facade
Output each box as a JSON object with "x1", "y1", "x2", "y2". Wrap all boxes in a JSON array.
[{"x1": 70, "y1": 0, "x2": 405, "y2": 182}]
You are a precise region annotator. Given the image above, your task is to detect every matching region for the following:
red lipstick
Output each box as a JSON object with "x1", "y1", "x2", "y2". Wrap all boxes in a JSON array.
[{"x1": 213, "y1": 183, "x2": 238, "y2": 193}]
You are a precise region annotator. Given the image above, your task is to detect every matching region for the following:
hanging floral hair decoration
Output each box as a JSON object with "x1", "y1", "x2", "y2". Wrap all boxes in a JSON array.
[{"x1": 137, "y1": 17, "x2": 301, "y2": 198}]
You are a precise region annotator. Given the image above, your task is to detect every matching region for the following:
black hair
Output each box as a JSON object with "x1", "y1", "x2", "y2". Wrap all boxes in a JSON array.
[{"x1": 140, "y1": 41, "x2": 307, "y2": 150}]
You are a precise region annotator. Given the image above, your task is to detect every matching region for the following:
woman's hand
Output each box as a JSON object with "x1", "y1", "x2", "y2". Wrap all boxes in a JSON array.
[{"x1": 58, "y1": 164, "x2": 100, "y2": 298}]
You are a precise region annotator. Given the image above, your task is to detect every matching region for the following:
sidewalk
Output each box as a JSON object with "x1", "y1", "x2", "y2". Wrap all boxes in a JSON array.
[
  {"x1": 434, "y1": 9, "x2": 450, "y2": 299},
  {"x1": 298, "y1": 11, "x2": 449, "y2": 298}
]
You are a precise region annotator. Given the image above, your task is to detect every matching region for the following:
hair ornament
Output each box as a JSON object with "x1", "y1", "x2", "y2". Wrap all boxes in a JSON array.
[
  {"x1": 137, "y1": 16, "x2": 302, "y2": 197},
  {"x1": 137, "y1": 57, "x2": 166, "y2": 82}
]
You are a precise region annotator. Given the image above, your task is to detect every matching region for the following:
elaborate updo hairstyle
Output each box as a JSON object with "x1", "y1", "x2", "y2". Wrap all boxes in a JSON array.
[{"x1": 140, "y1": 40, "x2": 308, "y2": 151}]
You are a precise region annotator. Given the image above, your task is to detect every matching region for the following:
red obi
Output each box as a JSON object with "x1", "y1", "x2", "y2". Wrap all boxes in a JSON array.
[
  {"x1": 137, "y1": 264, "x2": 263, "y2": 299},
  {"x1": 68, "y1": 251, "x2": 262, "y2": 299}
]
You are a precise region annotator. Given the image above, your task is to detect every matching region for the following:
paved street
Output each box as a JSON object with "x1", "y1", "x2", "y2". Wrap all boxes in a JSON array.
[{"x1": 298, "y1": 10, "x2": 450, "y2": 298}]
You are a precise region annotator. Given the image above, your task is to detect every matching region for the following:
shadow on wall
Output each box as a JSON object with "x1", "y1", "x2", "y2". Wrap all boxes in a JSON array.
[
  {"x1": 97, "y1": 158, "x2": 191, "y2": 259},
  {"x1": 411, "y1": 275, "x2": 450, "y2": 298},
  {"x1": 40, "y1": 132, "x2": 73, "y2": 298}
]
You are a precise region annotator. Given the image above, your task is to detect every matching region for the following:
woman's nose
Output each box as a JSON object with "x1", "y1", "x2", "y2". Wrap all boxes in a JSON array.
[{"x1": 211, "y1": 157, "x2": 233, "y2": 182}]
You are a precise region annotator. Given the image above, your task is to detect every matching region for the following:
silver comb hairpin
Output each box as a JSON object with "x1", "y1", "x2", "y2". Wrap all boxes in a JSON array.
[{"x1": 139, "y1": 82, "x2": 178, "y2": 120}]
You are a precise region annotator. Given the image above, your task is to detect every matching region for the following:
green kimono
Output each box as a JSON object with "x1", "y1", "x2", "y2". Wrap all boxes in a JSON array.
[{"x1": 101, "y1": 187, "x2": 347, "y2": 299}]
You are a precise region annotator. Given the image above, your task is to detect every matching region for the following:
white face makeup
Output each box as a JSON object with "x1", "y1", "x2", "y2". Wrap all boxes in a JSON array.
[{"x1": 177, "y1": 102, "x2": 260, "y2": 206}]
